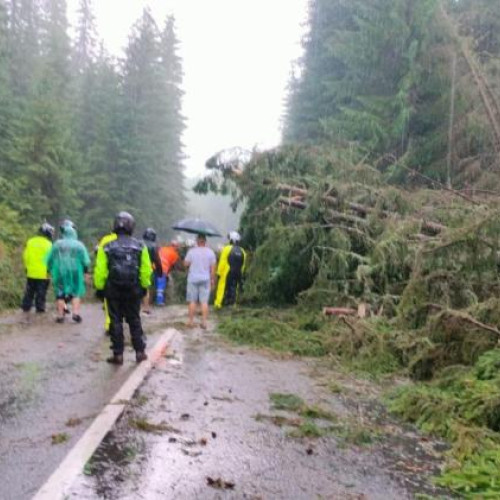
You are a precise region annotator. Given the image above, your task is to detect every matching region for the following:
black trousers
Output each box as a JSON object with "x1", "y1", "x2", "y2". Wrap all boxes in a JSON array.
[
  {"x1": 21, "y1": 278, "x2": 50, "y2": 312},
  {"x1": 107, "y1": 293, "x2": 146, "y2": 355},
  {"x1": 223, "y1": 272, "x2": 242, "y2": 306}
]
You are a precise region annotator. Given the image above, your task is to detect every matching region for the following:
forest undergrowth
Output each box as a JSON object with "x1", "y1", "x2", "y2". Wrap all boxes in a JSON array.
[{"x1": 0, "y1": 205, "x2": 28, "y2": 310}]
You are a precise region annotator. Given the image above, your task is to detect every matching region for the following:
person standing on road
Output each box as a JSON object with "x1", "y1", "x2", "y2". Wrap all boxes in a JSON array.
[
  {"x1": 214, "y1": 231, "x2": 247, "y2": 309},
  {"x1": 142, "y1": 227, "x2": 163, "y2": 314},
  {"x1": 184, "y1": 234, "x2": 216, "y2": 329},
  {"x1": 94, "y1": 212, "x2": 151, "y2": 365},
  {"x1": 21, "y1": 223, "x2": 55, "y2": 321},
  {"x1": 159, "y1": 240, "x2": 181, "y2": 303},
  {"x1": 46, "y1": 226, "x2": 91, "y2": 324}
]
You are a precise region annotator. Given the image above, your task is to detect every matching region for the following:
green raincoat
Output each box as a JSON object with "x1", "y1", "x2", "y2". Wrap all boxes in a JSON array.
[{"x1": 46, "y1": 227, "x2": 91, "y2": 298}]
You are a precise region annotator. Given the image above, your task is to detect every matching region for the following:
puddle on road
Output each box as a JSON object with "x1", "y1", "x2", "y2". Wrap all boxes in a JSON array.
[{"x1": 69, "y1": 321, "x2": 452, "y2": 500}]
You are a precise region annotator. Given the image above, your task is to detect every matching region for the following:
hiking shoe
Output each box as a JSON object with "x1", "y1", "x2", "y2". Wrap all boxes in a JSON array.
[
  {"x1": 106, "y1": 354, "x2": 124, "y2": 365},
  {"x1": 55, "y1": 316, "x2": 64, "y2": 324},
  {"x1": 136, "y1": 352, "x2": 148, "y2": 363},
  {"x1": 72, "y1": 314, "x2": 82, "y2": 323}
]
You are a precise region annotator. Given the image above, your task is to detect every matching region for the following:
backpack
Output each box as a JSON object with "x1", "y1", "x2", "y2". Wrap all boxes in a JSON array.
[
  {"x1": 228, "y1": 245, "x2": 244, "y2": 275},
  {"x1": 105, "y1": 237, "x2": 143, "y2": 288}
]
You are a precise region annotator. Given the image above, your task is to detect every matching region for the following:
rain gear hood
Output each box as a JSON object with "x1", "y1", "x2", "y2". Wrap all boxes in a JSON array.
[{"x1": 46, "y1": 227, "x2": 91, "y2": 298}]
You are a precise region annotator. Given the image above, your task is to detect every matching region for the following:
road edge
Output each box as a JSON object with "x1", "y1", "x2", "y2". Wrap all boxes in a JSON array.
[{"x1": 32, "y1": 328, "x2": 179, "y2": 500}]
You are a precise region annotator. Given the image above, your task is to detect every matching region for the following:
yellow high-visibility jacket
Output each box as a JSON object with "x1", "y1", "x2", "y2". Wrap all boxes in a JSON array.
[
  {"x1": 95, "y1": 232, "x2": 117, "y2": 331},
  {"x1": 23, "y1": 236, "x2": 52, "y2": 279},
  {"x1": 94, "y1": 236, "x2": 151, "y2": 291},
  {"x1": 214, "y1": 244, "x2": 247, "y2": 308}
]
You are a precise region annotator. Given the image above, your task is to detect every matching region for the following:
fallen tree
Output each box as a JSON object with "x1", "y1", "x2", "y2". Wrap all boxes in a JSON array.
[
  {"x1": 196, "y1": 145, "x2": 500, "y2": 371},
  {"x1": 197, "y1": 144, "x2": 500, "y2": 498}
]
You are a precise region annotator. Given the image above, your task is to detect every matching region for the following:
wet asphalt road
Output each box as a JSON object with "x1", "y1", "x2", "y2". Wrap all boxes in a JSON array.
[
  {"x1": 0, "y1": 303, "x2": 167, "y2": 500},
  {"x1": 1, "y1": 304, "x2": 451, "y2": 500},
  {"x1": 69, "y1": 317, "x2": 451, "y2": 500}
]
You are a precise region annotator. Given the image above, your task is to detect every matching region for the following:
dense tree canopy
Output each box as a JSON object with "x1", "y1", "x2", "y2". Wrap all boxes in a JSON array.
[
  {"x1": 284, "y1": 0, "x2": 500, "y2": 188},
  {"x1": 0, "y1": 0, "x2": 185, "y2": 241}
]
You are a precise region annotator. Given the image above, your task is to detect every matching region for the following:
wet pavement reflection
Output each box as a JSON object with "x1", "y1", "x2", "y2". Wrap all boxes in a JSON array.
[{"x1": 68, "y1": 314, "x2": 451, "y2": 500}]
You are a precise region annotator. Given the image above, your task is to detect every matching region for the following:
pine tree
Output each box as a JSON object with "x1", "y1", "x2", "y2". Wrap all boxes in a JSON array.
[
  {"x1": 7, "y1": 0, "x2": 40, "y2": 96},
  {"x1": 73, "y1": 0, "x2": 96, "y2": 73},
  {"x1": 76, "y1": 46, "x2": 126, "y2": 239},
  {"x1": 159, "y1": 15, "x2": 186, "y2": 224},
  {"x1": 0, "y1": 2, "x2": 187, "y2": 238},
  {"x1": 121, "y1": 9, "x2": 185, "y2": 234},
  {"x1": 5, "y1": 0, "x2": 81, "y2": 224}
]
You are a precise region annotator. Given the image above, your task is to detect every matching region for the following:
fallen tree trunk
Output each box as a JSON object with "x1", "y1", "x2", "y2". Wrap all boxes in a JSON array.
[
  {"x1": 431, "y1": 306, "x2": 500, "y2": 337},
  {"x1": 439, "y1": 2, "x2": 500, "y2": 159},
  {"x1": 278, "y1": 191, "x2": 446, "y2": 236},
  {"x1": 276, "y1": 183, "x2": 372, "y2": 216}
]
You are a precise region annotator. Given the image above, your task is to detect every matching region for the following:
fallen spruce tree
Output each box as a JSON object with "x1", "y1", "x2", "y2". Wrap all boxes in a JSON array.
[
  {"x1": 197, "y1": 145, "x2": 500, "y2": 496},
  {"x1": 197, "y1": 145, "x2": 500, "y2": 339}
]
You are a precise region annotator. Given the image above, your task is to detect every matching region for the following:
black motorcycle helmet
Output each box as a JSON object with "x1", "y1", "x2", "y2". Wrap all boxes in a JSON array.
[
  {"x1": 143, "y1": 227, "x2": 157, "y2": 242},
  {"x1": 113, "y1": 211, "x2": 135, "y2": 235},
  {"x1": 39, "y1": 222, "x2": 55, "y2": 241}
]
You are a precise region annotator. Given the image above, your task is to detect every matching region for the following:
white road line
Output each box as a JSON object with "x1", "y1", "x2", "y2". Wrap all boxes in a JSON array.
[{"x1": 33, "y1": 328, "x2": 179, "y2": 500}]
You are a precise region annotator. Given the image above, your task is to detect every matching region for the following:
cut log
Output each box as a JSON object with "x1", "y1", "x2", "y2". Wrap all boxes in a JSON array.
[
  {"x1": 323, "y1": 307, "x2": 357, "y2": 317},
  {"x1": 357, "y1": 303, "x2": 370, "y2": 319}
]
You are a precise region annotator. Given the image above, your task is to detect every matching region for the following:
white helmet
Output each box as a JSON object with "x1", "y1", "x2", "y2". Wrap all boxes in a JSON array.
[{"x1": 228, "y1": 231, "x2": 241, "y2": 244}]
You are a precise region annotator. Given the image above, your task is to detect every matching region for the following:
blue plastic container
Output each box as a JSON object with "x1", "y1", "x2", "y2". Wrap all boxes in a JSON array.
[{"x1": 155, "y1": 276, "x2": 167, "y2": 306}]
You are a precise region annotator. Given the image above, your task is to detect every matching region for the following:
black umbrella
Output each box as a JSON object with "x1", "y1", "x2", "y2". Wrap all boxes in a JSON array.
[{"x1": 172, "y1": 218, "x2": 222, "y2": 237}]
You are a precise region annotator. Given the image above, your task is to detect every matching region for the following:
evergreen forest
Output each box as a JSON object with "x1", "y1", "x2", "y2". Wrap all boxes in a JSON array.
[
  {"x1": 0, "y1": 0, "x2": 185, "y2": 307},
  {"x1": 196, "y1": 1, "x2": 500, "y2": 496}
]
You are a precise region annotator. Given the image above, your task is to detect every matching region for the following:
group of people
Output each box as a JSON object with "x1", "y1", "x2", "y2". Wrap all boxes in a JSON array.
[
  {"x1": 21, "y1": 211, "x2": 247, "y2": 364},
  {"x1": 22, "y1": 219, "x2": 90, "y2": 324}
]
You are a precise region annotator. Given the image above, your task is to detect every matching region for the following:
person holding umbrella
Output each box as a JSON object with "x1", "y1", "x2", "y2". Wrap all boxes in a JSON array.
[
  {"x1": 183, "y1": 233, "x2": 216, "y2": 329},
  {"x1": 172, "y1": 218, "x2": 220, "y2": 328}
]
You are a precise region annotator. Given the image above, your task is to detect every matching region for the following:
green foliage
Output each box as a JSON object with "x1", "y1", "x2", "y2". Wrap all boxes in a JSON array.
[
  {"x1": 0, "y1": 2, "x2": 186, "y2": 261},
  {"x1": 0, "y1": 203, "x2": 28, "y2": 309},
  {"x1": 389, "y1": 350, "x2": 500, "y2": 497},
  {"x1": 270, "y1": 393, "x2": 304, "y2": 412},
  {"x1": 0, "y1": 2, "x2": 186, "y2": 310},
  {"x1": 285, "y1": 0, "x2": 500, "y2": 186},
  {"x1": 218, "y1": 307, "x2": 403, "y2": 377},
  {"x1": 218, "y1": 308, "x2": 329, "y2": 357},
  {"x1": 437, "y1": 447, "x2": 500, "y2": 498}
]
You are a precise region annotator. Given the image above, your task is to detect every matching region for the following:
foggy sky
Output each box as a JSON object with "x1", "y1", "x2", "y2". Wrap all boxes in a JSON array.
[{"x1": 67, "y1": 0, "x2": 308, "y2": 178}]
